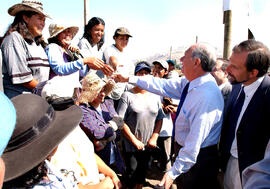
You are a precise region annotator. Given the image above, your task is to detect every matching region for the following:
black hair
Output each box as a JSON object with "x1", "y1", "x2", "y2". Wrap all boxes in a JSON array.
[
  {"x1": 83, "y1": 17, "x2": 105, "y2": 50},
  {"x1": 3, "y1": 161, "x2": 47, "y2": 188},
  {"x1": 1, "y1": 11, "x2": 47, "y2": 48}
]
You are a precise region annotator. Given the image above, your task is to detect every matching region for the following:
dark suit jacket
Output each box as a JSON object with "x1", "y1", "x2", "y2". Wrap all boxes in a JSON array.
[
  {"x1": 220, "y1": 76, "x2": 270, "y2": 175},
  {"x1": 221, "y1": 81, "x2": 232, "y2": 108}
]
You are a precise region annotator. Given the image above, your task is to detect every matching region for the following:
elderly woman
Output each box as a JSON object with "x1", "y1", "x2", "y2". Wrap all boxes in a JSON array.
[
  {"x1": 1, "y1": 0, "x2": 50, "y2": 98},
  {"x1": 116, "y1": 61, "x2": 165, "y2": 189},
  {"x1": 43, "y1": 23, "x2": 113, "y2": 98},
  {"x1": 47, "y1": 23, "x2": 113, "y2": 80},
  {"x1": 79, "y1": 73, "x2": 125, "y2": 175},
  {"x1": 78, "y1": 17, "x2": 107, "y2": 78}
]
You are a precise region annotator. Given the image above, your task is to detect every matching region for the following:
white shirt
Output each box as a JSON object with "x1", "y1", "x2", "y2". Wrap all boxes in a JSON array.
[
  {"x1": 34, "y1": 160, "x2": 78, "y2": 189},
  {"x1": 78, "y1": 37, "x2": 104, "y2": 60},
  {"x1": 219, "y1": 81, "x2": 229, "y2": 90},
  {"x1": 50, "y1": 127, "x2": 100, "y2": 185},
  {"x1": 78, "y1": 37, "x2": 105, "y2": 78},
  {"x1": 129, "y1": 73, "x2": 224, "y2": 179},
  {"x1": 104, "y1": 44, "x2": 134, "y2": 100},
  {"x1": 230, "y1": 76, "x2": 264, "y2": 158},
  {"x1": 159, "y1": 96, "x2": 174, "y2": 137}
]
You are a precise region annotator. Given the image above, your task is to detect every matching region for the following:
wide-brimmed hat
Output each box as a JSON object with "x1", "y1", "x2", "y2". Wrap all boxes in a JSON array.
[
  {"x1": 113, "y1": 27, "x2": 132, "y2": 38},
  {"x1": 79, "y1": 73, "x2": 115, "y2": 104},
  {"x1": 48, "y1": 23, "x2": 79, "y2": 40},
  {"x1": 8, "y1": 0, "x2": 50, "y2": 18},
  {"x1": 134, "y1": 61, "x2": 151, "y2": 74},
  {"x1": 0, "y1": 92, "x2": 16, "y2": 156},
  {"x1": 2, "y1": 94, "x2": 83, "y2": 181},
  {"x1": 153, "y1": 60, "x2": 169, "y2": 70}
]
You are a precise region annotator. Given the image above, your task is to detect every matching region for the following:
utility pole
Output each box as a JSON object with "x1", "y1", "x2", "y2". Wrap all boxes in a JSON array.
[
  {"x1": 84, "y1": 0, "x2": 89, "y2": 26},
  {"x1": 223, "y1": 6, "x2": 232, "y2": 60},
  {"x1": 169, "y1": 46, "x2": 172, "y2": 59},
  {"x1": 196, "y1": 36, "x2": 198, "y2": 43}
]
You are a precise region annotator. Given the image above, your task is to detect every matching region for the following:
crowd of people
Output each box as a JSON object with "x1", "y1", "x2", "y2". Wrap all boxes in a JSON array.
[{"x1": 0, "y1": 1, "x2": 270, "y2": 189}]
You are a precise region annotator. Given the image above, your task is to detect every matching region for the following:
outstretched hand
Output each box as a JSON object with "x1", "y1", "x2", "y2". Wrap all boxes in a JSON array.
[
  {"x1": 111, "y1": 74, "x2": 129, "y2": 83},
  {"x1": 102, "y1": 64, "x2": 114, "y2": 76},
  {"x1": 84, "y1": 57, "x2": 105, "y2": 70}
]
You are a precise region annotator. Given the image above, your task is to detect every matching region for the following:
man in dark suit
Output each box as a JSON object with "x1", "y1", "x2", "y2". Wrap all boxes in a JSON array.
[
  {"x1": 219, "y1": 39, "x2": 270, "y2": 189},
  {"x1": 211, "y1": 58, "x2": 232, "y2": 106}
]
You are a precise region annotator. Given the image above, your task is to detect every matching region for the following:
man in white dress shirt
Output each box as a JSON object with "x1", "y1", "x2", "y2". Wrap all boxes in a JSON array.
[{"x1": 113, "y1": 43, "x2": 224, "y2": 189}]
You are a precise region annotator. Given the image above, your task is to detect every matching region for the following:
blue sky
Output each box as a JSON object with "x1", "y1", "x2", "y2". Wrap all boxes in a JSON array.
[{"x1": 1, "y1": 0, "x2": 270, "y2": 60}]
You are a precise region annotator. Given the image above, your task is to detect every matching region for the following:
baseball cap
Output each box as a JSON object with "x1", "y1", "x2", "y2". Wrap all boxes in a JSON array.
[
  {"x1": 153, "y1": 60, "x2": 169, "y2": 70},
  {"x1": 114, "y1": 27, "x2": 132, "y2": 37},
  {"x1": 167, "y1": 59, "x2": 176, "y2": 66},
  {"x1": 135, "y1": 61, "x2": 151, "y2": 74}
]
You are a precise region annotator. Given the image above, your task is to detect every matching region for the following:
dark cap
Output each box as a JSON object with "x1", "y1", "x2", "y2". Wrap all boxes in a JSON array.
[
  {"x1": 167, "y1": 59, "x2": 176, "y2": 66},
  {"x1": 114, "y1": 27, "x2": 132, "y2": 37},
  {"x1": 135, "y1": 61, "x2": 151, "y2": 74}
]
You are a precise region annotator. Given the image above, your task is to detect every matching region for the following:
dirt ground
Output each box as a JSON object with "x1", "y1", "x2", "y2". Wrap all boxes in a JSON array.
[{"x1": 143, "y1": 161, "x2": 177, "y2": 189}]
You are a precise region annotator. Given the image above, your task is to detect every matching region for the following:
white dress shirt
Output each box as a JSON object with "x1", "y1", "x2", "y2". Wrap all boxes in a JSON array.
[
  {"x1": 129, "y1": 73, "x2": 224, "y2": 179},
  {"x1": 230, "y1": 76, "x2": 264, "y2": 158}
]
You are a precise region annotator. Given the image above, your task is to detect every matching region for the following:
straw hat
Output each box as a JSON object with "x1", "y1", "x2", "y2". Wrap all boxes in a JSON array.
[
  {"x1": 8, "y1": 0, "x2": 50, "y2": 18},
  {"x1": 48, "y1": 23, "x2": 79, "y2": 40},
  {"x1": 2, "y1": 94, "x2": 83, "y2": 181},
  {"x1": 79, "y1": 73, "x2": 115, "y2": 104}
]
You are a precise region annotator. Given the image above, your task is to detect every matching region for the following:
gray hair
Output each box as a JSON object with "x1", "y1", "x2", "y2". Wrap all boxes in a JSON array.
[
  {"x1": 217, "y1": 58, "x2": 229, "y2": 72},
  {"x1": 191, "y1": 43, "x2": 217, "y2": 72}
]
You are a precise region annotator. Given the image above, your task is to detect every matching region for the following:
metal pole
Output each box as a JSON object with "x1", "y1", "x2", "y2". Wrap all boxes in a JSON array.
[
  {"x1": 84, "y1": 0, "x2": 89, "y2": 26},
  {"x1": 223, "y1": 10, "x2": 232, "y2": 60},
  {"x1": 169, "y1": 46, "x2": 172, "y2": 59}
]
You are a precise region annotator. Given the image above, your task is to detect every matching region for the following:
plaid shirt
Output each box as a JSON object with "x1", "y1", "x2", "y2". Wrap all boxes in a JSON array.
[
  {"x1": 79, "y1": 99, "x2": 116, "y2": 139},
  {"x1": 79, "y1": 99, "x2": 125, "y2": 174}
]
